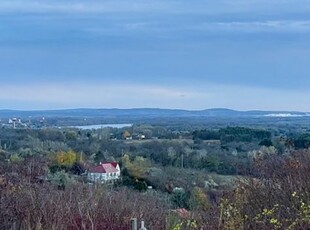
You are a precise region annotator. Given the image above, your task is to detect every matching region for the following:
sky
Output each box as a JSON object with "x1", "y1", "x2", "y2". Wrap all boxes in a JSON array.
[{"x1": 1, "y1": 0, "x2": 310, "y2": 111}]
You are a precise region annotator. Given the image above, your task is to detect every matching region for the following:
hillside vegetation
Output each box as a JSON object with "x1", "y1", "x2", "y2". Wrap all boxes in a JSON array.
[{"x1": 0, "y1": 123, "x2": 309, "y2": 229}]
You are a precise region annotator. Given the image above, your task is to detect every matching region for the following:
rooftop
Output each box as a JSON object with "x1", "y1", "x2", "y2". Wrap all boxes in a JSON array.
[{"x1": 88, "y1": 162, "x2": 119, "y2": 173}]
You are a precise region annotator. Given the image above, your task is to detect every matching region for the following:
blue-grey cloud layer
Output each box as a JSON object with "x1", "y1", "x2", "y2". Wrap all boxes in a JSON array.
[{"x1": 1, "y1": 0, "x2": 310, "y2": 110}]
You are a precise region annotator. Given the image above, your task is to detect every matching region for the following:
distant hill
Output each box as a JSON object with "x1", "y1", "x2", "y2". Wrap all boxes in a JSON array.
[{"x1": 0, "y1": 108, "x2": 309, "y2": 119}]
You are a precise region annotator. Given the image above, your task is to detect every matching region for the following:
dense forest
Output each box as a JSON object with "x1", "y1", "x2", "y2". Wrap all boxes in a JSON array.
[{"x1": 0, "y1": 121, "x2": 309, "y2": 229}]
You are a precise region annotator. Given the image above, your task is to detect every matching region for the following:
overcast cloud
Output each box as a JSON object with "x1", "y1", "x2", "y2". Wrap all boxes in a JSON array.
[{"x1": 1, "y1": 0, "x2": 310, "y2": 110}]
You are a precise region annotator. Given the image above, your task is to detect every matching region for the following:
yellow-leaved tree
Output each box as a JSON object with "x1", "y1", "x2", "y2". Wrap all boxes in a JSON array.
[
  {"x1": 122, "y1": 154, "x2": 150, "y2": 179},
  {"x1": 189, "y1": 187, "x2": 210, "y2": 211},
  {"x1": 54, "y1": 150, "x2": 77, "y2": 168}
]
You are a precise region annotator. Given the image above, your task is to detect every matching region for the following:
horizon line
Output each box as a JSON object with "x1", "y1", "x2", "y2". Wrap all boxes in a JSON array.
[{"x1": 0, "y1": 107, "x2": 308, "y2": 113}]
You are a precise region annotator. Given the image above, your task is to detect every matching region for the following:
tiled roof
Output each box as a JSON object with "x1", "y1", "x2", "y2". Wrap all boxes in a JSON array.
[
  {"x1": 101, "y1": 163, "x2": 119, "y2": 173},
  {"x1": 89, "y1": 165, "x2": 106, "y2": 173},
  {"x1": 88, "y1": 162, "x2": 119, "y2": 173},
  {"x1": 106, "y1": 162, "x2": 119, "y2": 168}
]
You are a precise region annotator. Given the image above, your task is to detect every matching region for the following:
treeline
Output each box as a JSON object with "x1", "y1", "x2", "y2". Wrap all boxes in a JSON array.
[
  {"x1": 193, "y1": 126, "x2": 272, "y2": 143},
  {"x1": 0, "y1": 126, "x2": 308, "y2": 178}
]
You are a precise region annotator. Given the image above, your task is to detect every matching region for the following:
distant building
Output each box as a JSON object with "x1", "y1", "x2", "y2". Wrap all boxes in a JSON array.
[
  {"x1": 8, "y1": 118, "x2": 26, "y2": 129},
  {"x1": 123, "y1": 130, "x2": 132, "y2": 140},
  {"x1": 87, "y1": 162, "x2": 121, "y2": 183}
]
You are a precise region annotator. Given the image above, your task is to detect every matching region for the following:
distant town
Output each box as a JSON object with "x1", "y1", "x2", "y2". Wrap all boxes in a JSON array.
[{"x1": 1, "y1": 117, "x2": 47, "y2": 129}]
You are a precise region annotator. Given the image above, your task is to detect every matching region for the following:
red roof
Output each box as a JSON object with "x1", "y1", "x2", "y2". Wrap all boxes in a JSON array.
[
  {"x1": 88, "y1": 162, "x2": 119, "y2": 173},
  {"x1": 106, "y1": 162, "x2": 119, "y2": 168}
]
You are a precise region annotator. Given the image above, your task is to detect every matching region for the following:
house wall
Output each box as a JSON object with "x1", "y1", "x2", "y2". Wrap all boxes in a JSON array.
[
  {"x1": 88, "y1": 171, "x2": 120, "y2": 183},
  {"x1": 115, "y1": 164, "x2": 120, "y2": 171}
]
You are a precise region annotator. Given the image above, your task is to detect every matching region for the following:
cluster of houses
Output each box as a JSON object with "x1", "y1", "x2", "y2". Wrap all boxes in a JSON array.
[
  {"x1": 1, "y1": 118, "x2": 27, "y2": 129},
  {"x1": 1, "y1": 117, "x2": 46, "y2": 129}
]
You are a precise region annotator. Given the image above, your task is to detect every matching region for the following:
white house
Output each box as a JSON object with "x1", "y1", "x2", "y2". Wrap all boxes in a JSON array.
[{"x1": 87, "y1": 162, "x2": 121, "y2": 183}]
